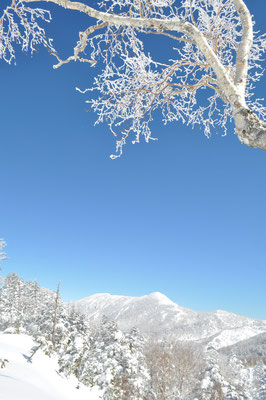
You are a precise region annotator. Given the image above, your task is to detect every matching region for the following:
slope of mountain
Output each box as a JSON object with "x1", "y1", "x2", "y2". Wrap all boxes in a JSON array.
[
  {"x1": 219, "y1": 332, "x2": 266, "y2": 362},
  {"x1": 74, "y1": 292, "x2": 266, "y2": 349},
  {"x1": 0, "y1": 333, "x2": 100, "y2": 400}
]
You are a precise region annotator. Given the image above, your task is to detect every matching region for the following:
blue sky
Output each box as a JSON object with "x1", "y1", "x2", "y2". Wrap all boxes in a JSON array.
[{"x1": 0, "y1": 0, "x2": 265, "y2": 319}]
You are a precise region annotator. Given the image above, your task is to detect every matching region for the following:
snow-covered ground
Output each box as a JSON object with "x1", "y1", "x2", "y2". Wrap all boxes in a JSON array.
[{"x1": 0, "y1": 333, "x2": 101, "y2": 400}]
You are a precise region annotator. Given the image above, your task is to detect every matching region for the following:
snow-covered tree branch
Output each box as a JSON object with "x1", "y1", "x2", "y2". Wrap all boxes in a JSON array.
[{"x1": 1, "y1": 0, "x2": 266, "y2": 157}]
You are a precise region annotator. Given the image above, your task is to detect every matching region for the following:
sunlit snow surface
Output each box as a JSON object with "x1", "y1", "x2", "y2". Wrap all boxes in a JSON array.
[{"x1": 0, "y1": 334, "x2": 100, "y2": 400}]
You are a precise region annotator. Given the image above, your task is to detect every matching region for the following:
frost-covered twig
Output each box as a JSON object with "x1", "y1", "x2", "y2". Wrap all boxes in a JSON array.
[
  {"x1": 1, "y1": 0, "x2": 266, "y2": 156},
  {"x1": 0, "y1": 0, "x2": 55, "y2": 64}
]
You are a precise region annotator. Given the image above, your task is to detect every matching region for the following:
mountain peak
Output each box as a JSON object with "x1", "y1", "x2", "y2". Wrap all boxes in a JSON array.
[
  {"x1": 145, "y1": 292, "x2": 176, "y2": 305},
  {"x1": 148, "y1": 291, "x2": 167, "y2": 298},
  {"x1": 74, "y1": 292, "x2": 266, "y2": 347}
]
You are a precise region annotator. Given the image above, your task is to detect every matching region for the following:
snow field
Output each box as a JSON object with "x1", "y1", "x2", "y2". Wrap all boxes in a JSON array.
[{"x1": 0, "y1": 333, "x2": 101, "y2": 400}]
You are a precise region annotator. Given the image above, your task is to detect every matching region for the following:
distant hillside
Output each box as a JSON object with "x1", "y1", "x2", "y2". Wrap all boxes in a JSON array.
[
  {"x1": 74, "y1": 292, "x2": 266, "y2": 349},
  {"x1": 219, "y1": 332, "x2": 266, "y2": 363}
]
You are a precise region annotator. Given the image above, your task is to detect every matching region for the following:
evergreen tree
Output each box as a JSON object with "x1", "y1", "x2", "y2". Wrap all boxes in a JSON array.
[
  {"x1": 0, "y1": 273, "x2": 23, "y2": 332},
  {"x1": 58, "y1": 306, "x2": 90, "y2": 381},
  {"x1": 75, "y1": 317, "x2": 150, "y2": 399},
  {"x1": 113, "y1": 327, "x2": 150, "y2": 400},
  {"x1": 32, "y1": 286, "x2": 68, "y2": 356}
]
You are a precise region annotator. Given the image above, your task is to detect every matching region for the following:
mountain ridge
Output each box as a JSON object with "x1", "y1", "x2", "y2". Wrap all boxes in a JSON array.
[{"x1": 73, "y1": 292, "x2": 266, "y2": 350}]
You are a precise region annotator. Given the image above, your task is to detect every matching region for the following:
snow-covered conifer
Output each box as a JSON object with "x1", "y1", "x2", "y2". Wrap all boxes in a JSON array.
[
  {"x1": 58, "y1": 307, "x2": 90, "y2": 381},
  {"x1": 0, "y1": 273, "x2": 24, "y2": 333}
]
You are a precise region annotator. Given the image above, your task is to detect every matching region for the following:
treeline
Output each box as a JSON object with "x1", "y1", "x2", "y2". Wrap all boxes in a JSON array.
[{"x1": 0, "y1": 273, "x2": 265, "y2": 399}]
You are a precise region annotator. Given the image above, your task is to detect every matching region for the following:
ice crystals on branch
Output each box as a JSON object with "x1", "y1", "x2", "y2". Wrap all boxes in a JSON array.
[
  {"x1": 0, "y1": 0, "x2": 54, "y2": 64},
  {"x1": 80, "y1": 0, "x2": 266, "y2": 156},
  {"x1": 1, "y1": 0, "x2": 266, "y2": 155},
  {"x1": 81, "y1": 0, "x2": 242, "y2": 156}
]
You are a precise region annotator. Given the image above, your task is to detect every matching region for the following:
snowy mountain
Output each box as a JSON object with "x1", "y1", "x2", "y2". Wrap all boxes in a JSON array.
[
  {"x1": 0, "y1": 333, "x2": 101, "y2": 400},
  {"x1": 74, "y1": 292, "x2": 266, "y2": 349},
  {"x1": 1, "y1": 274, "x2": 265, "y2": 399}
]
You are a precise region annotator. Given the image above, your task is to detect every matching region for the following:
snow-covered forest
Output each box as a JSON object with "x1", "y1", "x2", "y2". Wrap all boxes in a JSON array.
[{"x1": 0, "y1": 272, "x2": 265, "y2": 399}]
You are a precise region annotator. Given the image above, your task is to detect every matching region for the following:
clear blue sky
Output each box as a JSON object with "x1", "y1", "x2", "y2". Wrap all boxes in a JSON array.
[{"x1": 0, "y1": 0, "x2": 265, "y2": 319}]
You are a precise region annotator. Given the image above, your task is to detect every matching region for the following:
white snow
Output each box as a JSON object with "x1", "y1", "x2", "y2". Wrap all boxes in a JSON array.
[
  {"x1": 74, "y1": 291, "x2": 189, "y2": 336},
  {"x1": 0, "y1": 333, "x2": 100, "y2": 400},
  {"x1": 74, "y1": 292, "x2": 266, "y2": 344},
  {"x1": 207, "y1": 325, "x2": 266, "y2": 350}
]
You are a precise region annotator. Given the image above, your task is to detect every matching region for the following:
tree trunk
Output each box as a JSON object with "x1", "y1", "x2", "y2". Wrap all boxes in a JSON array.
[{"x1": 233, "y1": 107, "x2": 266, "y2": 151}]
